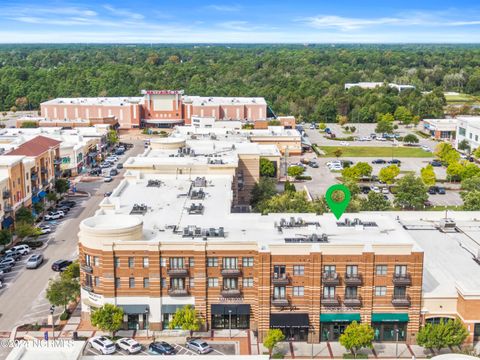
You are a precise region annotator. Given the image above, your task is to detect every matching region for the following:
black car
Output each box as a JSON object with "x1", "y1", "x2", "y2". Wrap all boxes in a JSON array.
[
  {"x1": 429, "y1": 186, "x2": 439, "y2": 194},
  {"x1": 149, "y1": 341, "x2": 176, "y2": 355},
  {"x1": 430, "y1": 160, "x2": 443, "y2": 167},
  {"x1": 437, "y1": 187, "x2": 446, "y2": 195},
  {"x1": 116, "y1": 163, "x2": 123, "y2": 169},
  {"x1": 360, "y1": 186, "x2": 371, "y2": 194},
  {"x1": 89, "y1": 168, "x2": 101, "y2": 176},
  {"x1": 372, "y1": 159, "x2": 386, "y2": 164},
  {"x1": 342, "y1": 160, "x2": 354, "y2": 166},
  {"x1": 51, "y1": 260, "x2": 73, "y2": 272},
  {"x1": 388, "y1": 159, "x2": 401, "y2": 165},
  {"x1": 59, "y1": 200, "x2": 75, "y2": 208}
]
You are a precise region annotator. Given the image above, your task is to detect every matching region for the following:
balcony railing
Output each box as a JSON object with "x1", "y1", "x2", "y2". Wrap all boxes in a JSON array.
[
  {"x1": 82, "y1": 283, "x2": 93, "y2": 292},
  {"x1": 343, "y1": 295, "x2": 362, "y2": 307},
  {"x1": 221, "y1": 288, "x2": 242, "y2": 298},
  {"x1": 168, "y1": 287, "x2": 189, "y2": 297},
  {"x1": 221, "y1": 268, "x2": 242, "y2": 277},
  {"x1": 344, "y1": 273, "x2": 363, "y2": 286},
  {"x1": 81, "y1": 264, "x2": 93, "y2": 274},
  {"x1": 392, "y1": 274, "x2": 411, "y2": 286},
  {"x1": 322, "y1": 272, "x2": 340, "y2": 285},
  {"x1": 42, "y1": 179, "x2": 49, "y2": 186},
  {"x1": 167, "y1": 267, "x2": 188, "y2": 277},
  {"x1": 271, "y1": 297, "x2": 290, "y2": 307},
  {"x1": 2, "y1": 190, "x2": 10, "y2": 199},
  {"x1": 41, "y1": 167, "x2": 48, "y2": 174},
  {"x1": 31, "y1": 174, "x2": 38, "y2": 181},
  {"x1": 54, "y1": 158, "x2": 62, "y2": 165},
  {"x1": 322, "y1": 295, "x2": 340, "y2": 307},
  {"x1": 392, "y1": 294, "x2": 411, "y2": 307},
  {"x1": 272, "y1": 273, "x2": 290, "y2": 285}
]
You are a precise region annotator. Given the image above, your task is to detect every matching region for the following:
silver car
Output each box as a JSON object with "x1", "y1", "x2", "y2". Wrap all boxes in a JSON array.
[
  {"x1": 26, "y1": 254, "x2": 43, "y2": 269},
  {"x1": 186, "y1": 339, "x2": 212, "y2": 354}
]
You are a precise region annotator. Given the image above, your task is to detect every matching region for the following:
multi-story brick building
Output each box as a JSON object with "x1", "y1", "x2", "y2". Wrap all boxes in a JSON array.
[{"x1": 40, "y1": 90, "x2": 269, "y2": 129}]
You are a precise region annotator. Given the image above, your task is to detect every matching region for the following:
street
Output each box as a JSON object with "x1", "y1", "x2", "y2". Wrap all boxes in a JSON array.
[{"x1": 0, "y1": 138, "x2": 144, "y2": 332}]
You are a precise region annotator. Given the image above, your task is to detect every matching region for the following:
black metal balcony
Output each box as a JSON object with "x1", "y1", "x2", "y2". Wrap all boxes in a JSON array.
[
  {"x1": 221, "y1": 268, "x2": 241, "y2": 277},
  {"x1": 272, "y1": 273, "x2": 290, "y2": 285},
  {"x1": 2, "y1": 190, "x2": 10, "y2": 199},
  {"x1": 221, "y1": 288, "x2": 242, "y2": 298},
  {"x1": 322, "y1": 272, "x2": 340, "y2": 285},
  {"x1": 167, "y1": 267, "x2": 188, "y2": 277},
  {"x1": 272, "y1": 297, "x2": 290, "y2": 307},
  {"x1": 344, "y1": 273, "x2": 363, "y2": 286},
  {"x1": 168, "y1": 287, "x2": 189, "y2": 297},
  {"x1": 393, "y1": 274, "x2": 411, "y2": 286},
  {"x1": 82, "y1": 284, "x2": 93, "y2": 292},
  {"x1": 81, "y1": 264, "x2": 93, "y2": 274},
  {"x1": 322, "y1": 296, "x2": 340, "y2": 307},
  {"x1": 344, "y1": 295, "x2": 362, "y2": 307},
  {"x1": 41, "y1": 167, "x2": 48, "y2": 174},
  {"x1": 392, "y1": 294, "x2": 411, "y2": 307},
  {"x1": 4, "y1": 204, "x2": 12, "y2": 212}
]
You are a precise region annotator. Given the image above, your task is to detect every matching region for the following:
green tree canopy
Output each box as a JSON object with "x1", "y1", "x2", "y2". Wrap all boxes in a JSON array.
[
  {"x1": 339, "y1": 321, "x2": 375, "y2": 358},
  {"x1": 378, "y1": 165, "x2": 400, "y2": 184},
  {"x1": 461, "y1": 176, "x2": 480, "y2": 197},
  {"x1": 463, "y1": 191, "x2": 480, "y2": 210},
  {"x1": 435, "y1": 143, "x2": 460, "y2": 164},
  {"x1": 61, "y1": 261, "x2": 80, "y2": 281},
  {"x1": 106, "y1": 130, "x2": 119, "y2": 145},
  {"x1": 283, "y1": 180, "x2": 296, "y2": 193},
  {"x1": 394, "y1": 174, "x2": 428, "y2": 209},
  {"x1": 446, "y1": 161, "x2": 464, "y2": 182},
  {"x1": 417, "y1": 319, "x2": 469, "y2": 350},
  {"x1": 46, "y1": 277, "x2": 80, "y2": 312},
  {"x1": 360, "y1": 191, "x2": 391, "y2": 211},
  {"x1": 259, "y1": 158, "x2": 276, "y2": 177},
  {"x1": 263, "y1": 329, "x2": 285, "y2": 355},
  {"x1": 15, "y1": 207, "x2": 34, "y2": 225},
  {"x1": 250, "y1": 177, "x2": 277, "y2": 209},
  {"x1": 168, "y1": 305, "x2": 203, "y2": 333},
  {"x1": 91, "y1": 303, "x2": 124, "y2": 336},
  {"x1": 394, "y1": 106, "x2": 413, "y2": 124},
  {"x1": 458, "y1": 139, "x2": 471, "y2": 153},
  {"x1": 420, "y1": 164, "x2": 437, "y2": 186},
  {"x1": 54, "y1": 179, "x2": 69, "y2": 194},
  {"x1": 0, "y1": 229, "x2": 12, "y2": 246},
  {"x1": 15, "y1": 222, "x2": 41, "y2": 239},
  {"x1": 375, "y1": 119, "x2": 394, "y2": 134},
  {"x1": 257, "y1": 191, "x2": 327, "y2": 215},
  {"x1": 287, "y1": 165, "x2": 304, "y2": 178},
  {"x1": 403, "y1": 134, "x2": 419, "y2": 144}
]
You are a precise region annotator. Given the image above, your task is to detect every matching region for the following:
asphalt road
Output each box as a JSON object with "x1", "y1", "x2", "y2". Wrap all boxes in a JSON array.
[{"x1": 0, "y1": 139, "x2": 144, "y2": 332}]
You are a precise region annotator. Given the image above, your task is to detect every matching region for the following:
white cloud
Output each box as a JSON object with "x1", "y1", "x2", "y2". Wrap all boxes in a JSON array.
[
  {"x1": 206, "y1": 4, "x2": 241, "y2": 12},
  {"x1": 218, "y1": 21, "x2": 250, "y2": 31},
  {"x1": 103, "y1": 4, "x2": 144, "y2": 20}
]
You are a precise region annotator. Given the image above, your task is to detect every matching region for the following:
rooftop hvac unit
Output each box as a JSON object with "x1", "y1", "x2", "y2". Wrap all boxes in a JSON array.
[{"x1": 439, "y1": 218, "x2": 457, "y2": 232}]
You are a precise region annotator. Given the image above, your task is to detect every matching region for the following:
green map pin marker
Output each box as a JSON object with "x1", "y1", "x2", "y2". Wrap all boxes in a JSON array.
[{"x1": 325, "y1": 184, "x2": 351, "y2": 220}]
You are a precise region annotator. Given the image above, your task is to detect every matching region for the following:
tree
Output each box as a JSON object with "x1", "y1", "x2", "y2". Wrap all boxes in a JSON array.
[
  {"x1": 263, "y1": 329, "x2": 285, "y2": 355},
  {"x1": 46, "y1": 277, "x2": 80, "y2": 312},
  {"x1": 250, "y1": 177, "x2": 277, "y2": 209},
  {"x1": 458, "y1": 139, "x2": 471, "y2": 154},
  {"x1": 417, "y1": 319, "x2": 469, "y2": 350},
  {"x1": 394, "y1": 174, "x2": 428, "y2": 209},
  {"x1": 336, "y1": 115, "x2": 348, "y2": 126},
  {"x1": 463, "y1": 191, "x2": 480, "y2": 210},
  {"x1": 54, "y1": 179, "x2": 69, "y2": 194},
  {"x1": 91, "y1": 303, "x2": 124, "y2": 336},
  {"x1": 474, "y1": 147, "x2": 480, "y2": 159},
  {"x1": 259, "y1": 158, "x2": 275, "y2": 177},
  {"x1": 339, "y1": 321, "x2": 374, "y2": 358},
  {"x1": 375, "y1": 120, "x2": 394, "y2": 134},
  {"x1": 378, "y1": 165, "x2": 400, "y2": 184},
  {"x1": 283, "y1": 180, "x2": 296, "y2": 193},
  {"x1": 61, "y1": 261, "x2": 80, "y2": 281},
  {"x1": 0, "y1": 229, "x2": 12, "y2": 246},
  {"x1": 420, "y1": 165, "x2": 437, "y2": 186},
  {"x1": 360, "y1": 192, "x2": 391, "y2": 211},
  {"x1": 257, "y1": 191, "x2": 327, "y2": 215},
  {"x1": 461, "y1": 175, "x2": 480, "y2": 195},
  {"x1": 394, "y1": 106, "x2": 413, "y2": 125},
  {"x1": 380, "y1": 113, "x2": 395, "y2": 122},
  {"x1": 15, "y1": 222, "x2": 41, "y2": 239},
  {"x1": 435, "y1": 143, "x2": 460, "y2": 164},
  {"x1": 446, "y1": 161, "x2": 464, "y2": 182},
  {"x1": 403, "y1": 134, "x2": 419, "y2": 144},
  {"x1": 462, "y1": 163, "x2": 480, "y2": 180},
  {"x1": 20, "y1": 121, "x2": 38, "y2": 128},
  {"x1": 333, "y1": 148, "x2": 343, "y2": 158},
  {"x1": 46, "y1": 192, "x2": 58, "y2": 203},
  {"x1": 106, "y1": 130, "x2": 119, "y2": 145},
  {"x1": 287, "y1": 165, "x2": 304, "y2": 178},
  {"x1": 342, "y1": 162, "x2": 372, "y2": 181},
  {"x1": 318, "y1": 123, "x2": 326, "y2": 130},
  {"x1": 33, "y1": 201, "x2": 44, "y2": 214},
  {"x1": 15, "y1": 207, "x2": 34, "y2": 225},
  {"x1": 168, "y1": 305, "x2": 203, "y2": 335}
]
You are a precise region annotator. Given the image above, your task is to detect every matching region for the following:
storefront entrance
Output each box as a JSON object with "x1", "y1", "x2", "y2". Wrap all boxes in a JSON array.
[
  {"x1": 211, "y1": 305, "x2": 250, "y2": 330},
  {"x1": 320, "y1": 313, "x2": 361, "y2": 341},
  {"x1": 119, "y1": 304, "x2": 149, "y2": 330},
  {"x1": 161, "y1": 304, "x2": 194, "y2": 329},
  {"x1": 371, "y1": 313, "x2": 408, "y2": 342},
  {"x1": 270, "y1": 313, "x2": 309, "y2": 342}
]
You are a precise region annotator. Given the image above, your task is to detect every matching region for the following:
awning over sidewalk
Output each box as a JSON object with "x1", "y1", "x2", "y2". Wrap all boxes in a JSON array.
[
  {"x1": 372, "y1": 313, "x2": 409, "y2": 322},
  {"x1": 1, "y1": 216, "x2": 14, "y2": 229},
  {"x1": 320, "y1": 313, "x2": 361, "y2": 322},
  {"x1": 211, "y1": 304, "x2": 250, "y2": 315},
  {"x1": 39, "y1": 190, "x2": 47, "y2": 198},
  {"x1": 270, "y1": 313, "x2": 309, "y2": 328},
  {"x1": 118, "y1": 304, "x2": 150, "y2": 314}
]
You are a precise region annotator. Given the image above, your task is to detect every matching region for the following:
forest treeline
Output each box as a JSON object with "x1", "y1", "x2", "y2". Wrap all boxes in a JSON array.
[{"x1": 1, "y1": 44, "x2": 480, "y2": 122}]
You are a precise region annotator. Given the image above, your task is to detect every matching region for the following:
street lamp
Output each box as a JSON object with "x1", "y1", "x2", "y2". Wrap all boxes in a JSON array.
[
  {"x1": 311, "y1": 329, "x2": 315, "y2": 359},
  {"x1": 228, "y1": 310, "x2": 232, "y2": 338},
  {"x1": 395, "y1": 328, "x2": 400, "y2": 358},
  {"x1": 50, "y1": 305, "x2": 55, "y2": 340},
  {"x1": 145, "y1": 308, "x2": 150, "y2": 339}
]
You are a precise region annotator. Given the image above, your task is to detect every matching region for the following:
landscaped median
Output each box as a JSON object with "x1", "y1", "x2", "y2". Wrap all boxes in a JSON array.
[{"x1": 319, "y1": 146, "x2": 434, "y2": 158}]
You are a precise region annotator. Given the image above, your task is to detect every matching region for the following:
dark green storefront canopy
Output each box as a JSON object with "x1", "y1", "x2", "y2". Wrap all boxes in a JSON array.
[
  {"x1": 372, "y1": 313, "x2": 409, "y2": 322},
  {"x1": 320, "y1": 313, "x2": 361, "y2": 322}
]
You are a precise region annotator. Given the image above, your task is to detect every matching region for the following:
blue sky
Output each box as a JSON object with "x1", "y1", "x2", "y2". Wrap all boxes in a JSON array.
[{"x1": 1, "y1": 0, "x2": 480, "y2": 43}]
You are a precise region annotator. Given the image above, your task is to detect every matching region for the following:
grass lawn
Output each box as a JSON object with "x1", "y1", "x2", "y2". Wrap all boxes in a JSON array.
[
  {"x1": 444, "y1": 92, "x2": 479, "y2": 104},
  {"x1": 320, "y1": 146, "x2": 434, "y2": 158}
]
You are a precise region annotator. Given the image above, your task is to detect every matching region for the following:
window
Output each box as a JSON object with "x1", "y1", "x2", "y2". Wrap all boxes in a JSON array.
[
  {"x1": 476, "y1": 135, "x2": 479, "y2": 142},
  {"x1": 208, "y1": 278, "x2": 218, "y2": 287},
  {"x1": 115, "y1": 277, "x2": 120, "y2": 288},
  {"x1": 470, "y1": 133, "x2": 473, "y2": 139},
  {"x1": 161, "y1": 278, "x2": 166, "y2": 288},
  {"x1": 324, "y1": 265, "x2": 336, "y2": 274},
  {"x1": 85, "y1": 274, "x2": 93, "y2": 286},
  {"x1": 243, "y1": 278, "x2": 254, "y2": 287},
  {"x1": 376, "y1": 265, "x2": 387, "y2": 275},
  {"x1": 93, "y1": 256, "x2": 99, "y2": 267},
  {"x1": 128, "y1": 257, "x2": 134, "y2": 268},
  {"x1": 274, "y1": 286, "x2": 286, "y2": 299},
  {"x1": 94, "y1": 276, "x2": 100, "y2": 287},
  {"x1": 189, "y1": 277, "x2": 195, "y2": 288},
  {"x1": 171, "y1": 277, "x2": 185, "y2": 289},
  {"x1": 346, "y1": 265, "x2": 358, "y2": 276},
  {"x1": 459, "y1": 127, "x2": 466, "y2": 136},
  {"x1": 129, "y1": 277, "x2": 135, "y2": 288},
  {"x1": 293, "y1": 286, "x2": 304, "y2": 296},
  {"x1": 85, "y1": 254, "x2": 91, "y2": 266},
  {"x1": 323, "y1": 286, "x2": 335, "y2": 298},
  {"x1": 223, "y1": 278, "x2": 238, "y2": 289},
  {"x1": 189, "y1": 257, "x2": 195, "y2": 267},
  {"x1": 242, "y1": 257, "x2": 254, "y2": 267},
  {"x1": 223, "y1": 257, "x2": 237, "y2": 269},
  {"x1": 143, "y1": 257, "x2": 149, "y2": 268},
  {"x1": 114, "y1": 257, "x2": 119, "y2": 268},
  {"x1": 394, "y1": 286, "x2": 407, "y2": 297},
  {"x1": 345, "y1": 286, "x2": 357, "y2": 298},
  {"x1": 273, "y1": 265, "x2": 286, "y2": 279},
  {"x1": 293, "y1": 265, "x2": 305, "y2": 276},
  {"x1": 375, "y1": 286, "x2": 387, "y2": 296},
  {"x1": 207, "y1": 257, "x2": 218, "y2": 267},
  {"x1": 160, "y1": 257, "x2": 166, "y2": 267},
  {"x1": 170, "y1": 257, "x2": 184, "y2": 269},
  {"x1": 143, "y1": 278, "x2": 149, "y2": 288},
  {"x1": 394, "y1": 265, "x2": 407, "y2": 276}
]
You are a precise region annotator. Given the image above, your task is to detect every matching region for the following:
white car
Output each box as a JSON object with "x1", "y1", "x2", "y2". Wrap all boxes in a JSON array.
[
  {"x1": 340, "y1": 141, "x2": 350, "y2": 146},
  {"x1": 329, "y1": 165, "x2": 343, "y2": 171},
  {"x1": 381, "y1": 187, "x2": 389, "y2": 194},
  {"x1": 103, "y1": 176, "x2": 113, "y2": 183},
  {"x1": 421, "y1": 145, "x2": 432, "y2": 152},
  {"x1": 9, "y1": 245, "x2": 30, "y2": 256},
  {"x1": 89, "y1": 336, "x2": 116, "y2": 355},
  {"x1": 116, "y1": 338, "x2": 142, "y2": 354},
  {"x1": 377, "y1": 137, "x2": 387, "y2": 141},
  {"x1": 186, "y1": 339, "x2": 212, "y2": 354},
  {"x1": 44, "y1": 211, "x2": 64, "y2": 221},
  {"x1": 326, "y1": 160, "x2": 341, "y2": 166},
  {"x1": 38, "y1": 225, "x2": 52, "y2": 234},
  {"x1": 371, "y1": 186, "x2": 380, "y2": 193}
]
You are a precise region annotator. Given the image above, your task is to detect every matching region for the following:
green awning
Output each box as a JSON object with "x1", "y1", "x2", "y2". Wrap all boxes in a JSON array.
[
  {"x1": 320, "y1": 313, "x2": 361, "y2": 323},
  {"x1": 118, "y1": 304, "x2": 149, "y2": 314},
  {"x1": 372, "y1": 313, "x2": 409, "y2": 322}
]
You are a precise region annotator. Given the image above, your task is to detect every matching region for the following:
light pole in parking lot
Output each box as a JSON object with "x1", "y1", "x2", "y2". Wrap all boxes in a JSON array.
[{"x1": 50, "y1": 305, "x2": 55, "y2": 340}]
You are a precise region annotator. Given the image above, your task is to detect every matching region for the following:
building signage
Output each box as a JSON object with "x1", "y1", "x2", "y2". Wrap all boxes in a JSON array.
[
  {"x1": 141, "y1": 90, "x2": 183, "y2": 95},
  {"x1": 279, "y1": 306, "x2": 299, "y2": 312},
  {"x1": 322, "y1": 307, "x2": 356, "y2": 313},
  {"x1": 87, "y1": 291, "x2": 104, "y2": 306},
  {"x1": 218, "y1": 297, "x2": 243, "y2": 303}
]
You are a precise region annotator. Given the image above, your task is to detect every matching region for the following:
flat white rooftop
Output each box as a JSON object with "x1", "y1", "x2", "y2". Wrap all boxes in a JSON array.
[
  {"x1": 42, "y1": 97, "x2": 142, "y2": 106},
  {"x1": 184, "y1": 95, "x2": 266, "y2": 106}
]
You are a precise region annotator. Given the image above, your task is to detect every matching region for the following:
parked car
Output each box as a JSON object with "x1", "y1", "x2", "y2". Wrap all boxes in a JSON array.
[
  {"x1": 381, "y1": 187, "x2": 389, "y2": 194},
  {"x1": 388, "y1": 159, "x2": 401, "y2": 165},
  {"x1": 0, "y1": 263, "x2": 13, "y2": 272},
  {"x1": 186, "y1": 339, "x2": 212, "y2": 354},
  {"x1": 308, "y1": 161, "x2": 319, "y2": 168},
  {"x1": 89, "y1": 336, "x2": 116, "y2": 355},
  {"x1": 59, "y1": 200, "x2": 75, "y2": 208},
  {"x1": 424, "y1": 200, "x2": 433, "y2": 207},
  {"x1": 9, "y1": 245, "x2": 30, "y2": 256},
  {"x1": 421, "y1": 145, "x2": 432, "y2": 152},
  {"x1": 99, "y1": 162, "x2": 112, "y2": 169},
  {"x1": 326, "y1": 160, "x2": 341, "y2": 166},
  {"x1": 56, "y1": 205, "x2": 70, "y2": 213},
  {"x1": 437, "y1": 187, "x2": 446, "y2": 195},
  {"x1": 109, "y1": 169, "x2": 118, "y2": 176},
  {"x1": 4, "y1": 248, "x2": 23, "y2": 260},
  {"x1": 89, "y1": 168, "x2": 101, "y2": 176},
  {"x1": 103, "y1": 176, "x2": 113, "y2": 183},
  {"x1": 360, "y1": 186, "x2": 371, "y2": 194},
  {"x1": 372, "y1": 159, "x2": 386, "y2": 164},
  {"x1": 26, "y1": 254, "x2": 43, "y2": 269},
  {"x1": 117, "y1": 338, "x2": 142, "y2": 354},
  {"x1": 342, "y1": 160, "x2": 354, "y2": 166},
  {"x1": 104, "y1": 191, "x2": 112, "y2": 197},
  {"x1": 309, "y1": 124, "x2": 316, "y2": 130},
  {"x1": 370, "y1": 186, "x2": 380, "y2": 193},
  {"x1": 51, "y1": 259, "x2": 72, "y2": 272},
  {"x1": 0, "y1": 258, "x2": 16, "y2": 267},
  {"x1": 329, "y1": 164, "x2": 343, "y2": 171},
  {"x1": 116, "y1": 163, "x2": 123, "y2": 169},
  {"x1": 430, "y1": 160, "x2": 443, "y2": 167},
  {"x1": 149, "y1": 341, "x2": 175, "y2": 355},
  {"x1": 45, "y1": 211, "x2": 64, "y2": 221},
  {"x1": 429, "y1": 186, "x2": 439, "y2": 195}
]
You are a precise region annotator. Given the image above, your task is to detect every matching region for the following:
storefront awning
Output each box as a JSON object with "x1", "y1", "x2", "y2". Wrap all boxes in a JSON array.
[
  {"x1": 39, "y1": 190, "x2": 47, "y2": 198},
  {"x1": 118, "y1": 304, "x2": 150, "y2": 314},
  {"x1": 1, "y1": 216, "x2": 14, "y2": 229},
  {"x1": 372, "y1": 313, "x2": 409, "y2": 322},
  {"x1": 161, "y1": 304, "x2": 194, "y2": 314},
  {"x1": 270, "y1": 313, "x2": 309, "y2": 328},
  {"x1": 320, "y1": 313, "x2": 361, "y2": 323},
  {"x1": 32, "y1": 195, "x2": 40, "y2": 204},
  {"x1": 211, "y1": 304, "x2": 250, "y2": 315}
]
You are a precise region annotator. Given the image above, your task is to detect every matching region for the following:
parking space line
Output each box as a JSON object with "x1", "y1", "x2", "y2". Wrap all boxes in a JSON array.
[{"x1": 212, "y1": 348, "x2": 226, "y2": 355}]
